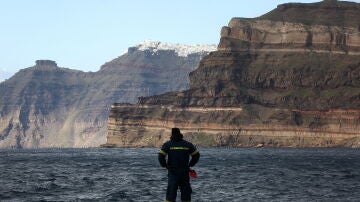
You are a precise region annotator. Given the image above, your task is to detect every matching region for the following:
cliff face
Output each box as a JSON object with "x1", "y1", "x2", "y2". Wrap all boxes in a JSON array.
[
  {"x1": 0, "y1": 60, "x2": 95, "y2": 148},
  {"x1": 106, "y1": 0, "x2": 360, "y2": 148},
  {"x1": 0, "y1": 42, "x2": 215, "y2": 148}
]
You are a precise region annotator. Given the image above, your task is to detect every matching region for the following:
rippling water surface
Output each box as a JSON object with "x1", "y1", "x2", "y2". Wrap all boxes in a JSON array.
[{"x1": 0, "y1": 148, "x2": 359, "y2": 201}]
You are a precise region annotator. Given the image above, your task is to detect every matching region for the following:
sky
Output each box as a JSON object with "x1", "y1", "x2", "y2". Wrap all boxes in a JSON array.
[{"x1": 1, "y1": 0, "x2": 358, "y2": 81}]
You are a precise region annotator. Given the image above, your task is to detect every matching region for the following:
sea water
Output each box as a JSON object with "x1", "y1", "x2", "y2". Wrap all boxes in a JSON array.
[{"x1": 0, "y1": 147, "x2": 359, "y2": 202}]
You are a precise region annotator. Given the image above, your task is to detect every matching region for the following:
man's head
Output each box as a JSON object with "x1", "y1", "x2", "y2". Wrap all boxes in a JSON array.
[{"x1": 171, "y1": 127, "x2": 183, "y2": 141}]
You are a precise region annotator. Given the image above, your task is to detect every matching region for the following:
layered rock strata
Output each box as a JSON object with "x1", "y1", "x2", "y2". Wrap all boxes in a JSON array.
[
  {"x1": 0, "y1": 42, "x2": 215, "y2": 148},
  {"x1": 105, "y1": 0, "x2": 360, "y2": 148},
  {"x1": 107, "y1": 105, "x2": 360, "y2": 147}
]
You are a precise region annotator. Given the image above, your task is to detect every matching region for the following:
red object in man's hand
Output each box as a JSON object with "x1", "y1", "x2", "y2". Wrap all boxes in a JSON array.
[{"x1": 189, "y1": 169, "x2": 197, "y2": 178}]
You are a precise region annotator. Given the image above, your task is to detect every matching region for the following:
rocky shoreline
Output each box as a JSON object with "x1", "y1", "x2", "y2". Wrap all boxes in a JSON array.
[{"x1": 106, "y1": 105, "x2": 360, "y2": 148}]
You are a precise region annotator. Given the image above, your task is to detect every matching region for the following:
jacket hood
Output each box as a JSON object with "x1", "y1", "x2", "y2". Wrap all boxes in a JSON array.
[{"x1": 170, "y1": 128, "x2": 183, "y2": 142}]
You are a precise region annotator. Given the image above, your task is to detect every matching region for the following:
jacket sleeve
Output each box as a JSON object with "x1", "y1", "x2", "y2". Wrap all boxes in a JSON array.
[
  {"x1": 189, "y1": 144, "x2": 200, "y2": 167},
  {"x1": 158, "y1": 143, "x2": 169, "y2": 168}
]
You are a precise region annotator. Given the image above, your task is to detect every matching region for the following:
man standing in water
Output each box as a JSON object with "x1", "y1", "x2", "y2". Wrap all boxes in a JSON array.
[{"x1": 158, "y1": 128, "x2": 200, "y2": 202}]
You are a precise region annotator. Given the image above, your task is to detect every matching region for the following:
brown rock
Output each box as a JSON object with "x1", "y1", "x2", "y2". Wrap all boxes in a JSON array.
[
  {"x1": 35, "y1": 60, "x2": 57, "y2": 67},
  {"x1": 105, "y1": 1, "x2": 360, "y2": 148}
]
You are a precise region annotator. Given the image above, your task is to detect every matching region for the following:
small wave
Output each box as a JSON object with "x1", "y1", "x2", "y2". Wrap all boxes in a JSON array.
[
  {"x1": 0, "y1": 193, "x2": 12, "y2": 200},
  {"x1": 3, "y1": 190, "x2": 28, "y2": 199},
  {"x1": 33, "y1": 182, "x2": 61, "y2": 192},
  {"x1": 82, "y1": 177, "x2": 95, "y2": 186},
  {"x1": 106, "y1": 190, "x2": 129, "y2": 201}
]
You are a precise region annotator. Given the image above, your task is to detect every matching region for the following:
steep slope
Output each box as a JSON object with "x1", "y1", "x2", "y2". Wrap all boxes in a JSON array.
[
  {"x1": 0, "y1": 42, "x2": 216, "y2": 148},
  {"x1": 106, "y1": 0, "x2": 360, "y2": 148},
  {"x1": 0, "y1": 60, "x2": 94, "y2": 147}
]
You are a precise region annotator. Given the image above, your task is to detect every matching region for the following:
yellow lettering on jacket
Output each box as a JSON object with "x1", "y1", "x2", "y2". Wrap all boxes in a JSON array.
[{"x1": 170, "y1": 147, "x2": 189, "y2": 150}]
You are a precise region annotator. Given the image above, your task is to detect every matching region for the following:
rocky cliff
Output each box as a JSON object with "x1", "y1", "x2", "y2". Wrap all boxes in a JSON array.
[
  {"x1": 0, "y1": 42, "x2": 216, "y2": 148},
  {"x1": 106, "y1": 0, "x2": 360, "y2": 148}
]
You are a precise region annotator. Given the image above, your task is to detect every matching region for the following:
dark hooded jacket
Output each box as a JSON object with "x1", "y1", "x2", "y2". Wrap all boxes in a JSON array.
[{"x1": 158, "y1": 128, "x2": 200, "y2": 172}]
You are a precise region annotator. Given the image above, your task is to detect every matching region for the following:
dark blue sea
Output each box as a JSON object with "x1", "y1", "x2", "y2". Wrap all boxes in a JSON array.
[{"x1": 0, "y1": 148, "x2": 359, "y2": 202}]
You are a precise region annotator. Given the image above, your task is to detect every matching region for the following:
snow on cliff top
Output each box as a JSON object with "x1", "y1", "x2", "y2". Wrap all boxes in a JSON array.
[{"x1": 132, "y1": 40, "x2": 217, "y2": 57}]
